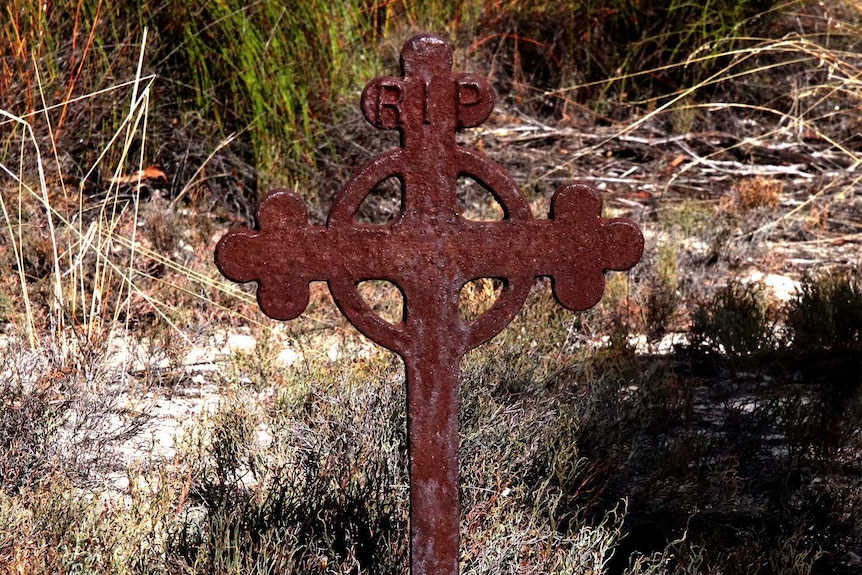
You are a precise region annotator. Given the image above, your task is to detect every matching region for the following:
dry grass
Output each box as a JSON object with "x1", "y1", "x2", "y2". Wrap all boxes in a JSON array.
[
  {"x1": 0, "y1": 29, "x2": 264, "y2": 353},
  {"x1": 724, "y1": 176, "x2": 784, "y2": 212}
]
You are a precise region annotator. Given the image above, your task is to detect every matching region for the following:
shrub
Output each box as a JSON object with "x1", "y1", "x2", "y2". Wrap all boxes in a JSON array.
[
  {"x1": 786, "y1": 271, "x2": 862, "y2": 352},
  {"x1": 0, "y1": 339, "x2": 145, "y2": 494},
  {"x1": 153, "y1": 0, "x2": 377, "y2": 175},
  {"x1": 474, "y1": 0, "x2": 788, "y2": 115},
  {"x1": 644, "y1": 241, "x2": 681, "y2": 342},
  {"x1": 726, "y1": 176, "x2": 783, "y2": 212},
  {"x1": 167, "y1": 362, "x2": 409, "y2": 574},
  {"x1": 691, "y1": 280, "x2": 777, "y2": 363},
  {"x1": 782, "y1": 271, "x2": 862, "y2": 465}
]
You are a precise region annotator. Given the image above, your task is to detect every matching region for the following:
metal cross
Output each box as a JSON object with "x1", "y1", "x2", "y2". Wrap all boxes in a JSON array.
[{"x1": 215, "y1": 33, "x2": 643, "y2": 575}]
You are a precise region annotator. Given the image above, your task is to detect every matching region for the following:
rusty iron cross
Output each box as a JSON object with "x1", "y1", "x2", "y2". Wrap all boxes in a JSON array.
[{"x1": 215, "y1": 33, "x2": 643, "y2": 575}]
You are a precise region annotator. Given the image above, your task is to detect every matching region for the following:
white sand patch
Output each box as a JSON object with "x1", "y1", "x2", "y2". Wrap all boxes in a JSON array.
[
  {"x1": 97, "y1": 324, "x2": 389, "y2": 498},
  {"x1": 742, "y1": 269, "x2": 800, "y2": 302}
]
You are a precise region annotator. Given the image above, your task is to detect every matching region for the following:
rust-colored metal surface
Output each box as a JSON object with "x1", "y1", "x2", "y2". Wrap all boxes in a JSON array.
[{"x1": 215, "y1": 33, "x2": 644, "y2": 575}]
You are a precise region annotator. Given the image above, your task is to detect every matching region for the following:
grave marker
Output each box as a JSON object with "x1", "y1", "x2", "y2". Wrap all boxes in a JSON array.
[{"x1": 215, "y1": 33, "x2": 644, "y2": 575}]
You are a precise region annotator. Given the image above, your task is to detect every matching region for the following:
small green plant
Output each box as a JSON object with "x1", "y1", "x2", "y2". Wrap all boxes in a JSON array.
[
  {"x1": 786, "y1": 270, "x2": 862, "y2": 352},
  {"x1": 0, "y1": 359, "x2": 67, "y2": 494},
  {"x1": 659, "y1": 200, "x2": 713, "y2": 237},
  {"x1": 226, "y1": 328, "x2": 289, "y2": 392},
  {"x1": 589, "y1": 272, "x2": 641, "y2": 348},
  {"x1": 780, "y1": 272, "x2": 862, "y2": 464},
  {"x1": 0, "y1": 464, "x2": 185, "y2": 574},
  {"x1": 691, "y1": 280, "x2": 777, "y2": 363},
  {"x1": 167, "y1": 362, "x2": 410, "y2": 574},
  {"x1": 158, "y1": 0, "x2": 378, "y2": 176},
  {"x1": 774, "y1": 391, "x2": 851, "y2": 467},
  {"x1": 644, "y1": 240, "x2": 681, "y2": 342}
]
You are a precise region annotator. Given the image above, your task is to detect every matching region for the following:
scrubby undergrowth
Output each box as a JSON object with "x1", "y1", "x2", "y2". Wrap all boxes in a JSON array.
[{"x1": 2, "y1": 1, "x2": 862, "y2": 574}]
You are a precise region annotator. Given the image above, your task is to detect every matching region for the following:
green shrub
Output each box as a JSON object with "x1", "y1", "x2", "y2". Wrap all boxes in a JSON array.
[
  {"x1": 781, "y1": 271, "x2": 862, "y2": 465},
  {"x1": 154, "y1": 0, "x2": 377, "y2": 174},
  {"x1": 167, "y1": 363, "x2": 409, "y2": 574},
  {"x1": 0, "y1": 468, "x2": 182, "y2": 574},
  {"x1": 786, "y1": 271, "x2": 862, "y2": 351},
  {"x1": 644, "y1": 241, "x2": 681, "y2": 342},
  {"x1": 471, "y1": 0, "x2": 788, "y2": 114},
  {"x1": 0, "y1": 362, "x2": 67, "y2": 494},
  {"x1": 691, "y1": 280, "x2": 777, "y2": 363},
  {"x1": 659, "y1": 200, "x2": 713, "y2": 237}
]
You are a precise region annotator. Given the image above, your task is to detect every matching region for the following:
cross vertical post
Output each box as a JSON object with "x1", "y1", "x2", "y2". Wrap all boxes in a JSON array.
[{"x1": 215, "y1": 33, "x2": 644, "y2": 575}]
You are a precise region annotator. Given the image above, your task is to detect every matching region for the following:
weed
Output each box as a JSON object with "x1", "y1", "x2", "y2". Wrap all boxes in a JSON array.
[
  {"x1": 459, "y1": 337, "x2": 683, "y2": 572},
  {"x1": 691, "y1": 280, "x2": 777, "y2": 363},
  {"x1": 775, "y1": 390, "x2": 857, "y2": 467},
  {"x1": 723, "y1": 175, "x2": 783, "y2": 212},
  {"x1": 589, "y1": 273, "x2": 642, "y2": 348},
  {"x1": 769, "y1": 530, "x2": 825, "y2": 575},
  {"x1": 786, "y1": 270, "x2": 862, "y2": 352},
  {"x1": 0, "y1": 351, "x2": 68, "y2": 494},
  {"x1": 668, "y1": 96, "x2": 700, "y2": 134},
  {"x1": 168, "y1": 363, "x2": 410, "y2": 574},
  {"x1": 157, "y1": 1, "x2": 377, "y2": 176},
  {"x1": 226, "y1": 328, "x2": 289, "y2": 392},
  {"x1": 779, "y1": 272, "x2": 862, "y2": 466},
  {"x1": 474, "y1": 0, "x2": 790, "y2": 115},
  {"x1": 658, "y1": 200, "x2": 713, "y2": 237},
  {"x1": 644, "y1": 240, "x2": 681, "y2": 342}
]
